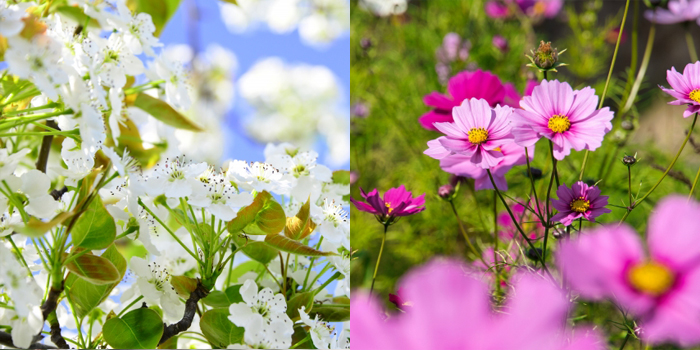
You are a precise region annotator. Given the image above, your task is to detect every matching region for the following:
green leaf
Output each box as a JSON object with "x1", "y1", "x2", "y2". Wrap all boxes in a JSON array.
[
  {"x1": 264, "y1": 234, "x2": 336, "y2": 257},
  {"x1": 228, "y1": 191, "x2": 286, "y2": 235},
  {"x1": 309, "y1": 305, "x2": 350, "y2": 322},
  {"x1": 220, "y1": 0, "x2": 238, "y2": 4},
  {"x1": 65, "y1": 252, "x2": 121, "y2": 285},
  {"x1": 227, "y1": 261, "x2": 265, "y2": 284},
  {"x1": 332, "y1": 170, "x2": 351, "y2": 185},
  {"x1": 232, "y1": 234, "x2": 278, "y2": 265},
  {"x1": 286, "y1": 292, "x2": 314, "y2": 321},
  {"x1": 13, "y1": 211, "x2": 73, "y2": 238},
  {"x1": 72, "y1": 196, "x2": 116, "y2": 250},
  {"x1": 103, "y1": 308, "x2": 164, "y2": 349},
  {"x1": 202, "y1": 285, "x2": 243, "y2": 308},
  {"x1": 55, "y1": 6, "x2": 101, "y2": 28},
  {"x1": 126, "y1": 0, "x2": 182, "y2": 36},
  {"x1": 170, "y1": 275, "x2": 198, "y2": 298},
  {"x1": 200, "y1": 308, "x2": 244, "y2": 348},
  {"x1": 133, "y1": 92, "x2": 202, "y2": 131},
  {"x1": 284, "y1": 197, "x2": 316, "y2": 240},
  {"x1": 65, "y1": 245, "x2": 126, "y2": 319}
]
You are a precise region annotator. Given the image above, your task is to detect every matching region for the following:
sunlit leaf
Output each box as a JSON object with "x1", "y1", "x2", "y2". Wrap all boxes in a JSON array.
[
  {"x1": 72, "y1": 196, "x2": 116, "y2": 250},
  {"x1": 170, "y1": 275, "x2": 198, "y2": 298},
  {"x1": 202, "y1": 285, "x2": 243, "y2": 308},
  {"x1": 284, "y1": 197, "x2": 316, "y2": 240},
  {"x1": 65, "y1": 245, "x2": 126, "y2": 319},
  {"x1": 232, "y1": 234, "x2": 278, "y2": 265},
  {"x1": 65, "y1": 252, "x2": 121, "y2": 285},
  {"x1": 200, "y1": 308, "x2": 244, "y2": 348},
  {"x1": 103, "y1": 308, "x2": 164, "y2": 349},
  {"x1": 309, "y1": 305, "x2": 350, "y2": 322},
  {"x1": 286, "y1": 292, "x2": 314, "y2": 321},
  {"x1": 13, "y1": 211, "x2": 73, "y2": 237},
  {"x1": 133, "y1": 92, "x2": 202, "y2": 131},
  {"x1": 265, "y1": 234, "x2": 335, "y2": 257},
  {"x1": 228, "y1": 191, "x2": 286, "y2": 235}
]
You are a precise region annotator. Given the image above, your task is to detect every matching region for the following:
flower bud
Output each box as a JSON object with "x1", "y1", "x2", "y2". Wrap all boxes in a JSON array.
[
  {"x1": 533, "y1": 41, "x2": 558, "y2": 69},
  {"x1": 621, "y1": 120, "x2": 634, "y2": 130},
  {"x1": 360, "y1": 38, "x2": 372, "y2": 50},
  {"x1": 622, "y1": 154, "x2": 638, "y2": 166},
  {"x1": 438, "y1": 184, "x2": 455, "y2": 199},
  {"x1": 526, "y1": 247, "x2": 544, "y2": 261},
  {"x1": 527, "y1": 167, "x2": 543, "y2": 180}
]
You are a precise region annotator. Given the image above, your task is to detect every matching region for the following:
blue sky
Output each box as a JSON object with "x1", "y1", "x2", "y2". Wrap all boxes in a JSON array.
[{"x1": 159, "y1": 0, "x2": 350, "y2": 168}]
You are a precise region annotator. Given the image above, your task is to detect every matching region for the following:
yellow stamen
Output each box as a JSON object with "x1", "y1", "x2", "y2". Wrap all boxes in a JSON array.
[
  {"x1": 385, "y1": 202, "x2": 393, "y2": 214},
  {"x1": 468, "y1": 127, "x2": 489, "y2": 145},
  {"x1": 548, "y1": 115, "x2": 571, "y2": 133},
  {"x1": 494, "y1": 147, "x2": 502, "y2": 152},
  {"x1": 628, "y1": 262, "x2": 674, "y2": 296},
  {"x1": 569, "y1": 197, "x2": 590, "y2": 213},
  {"x1": 690, "y1": 89, "x2": 700, "y2": 104}
]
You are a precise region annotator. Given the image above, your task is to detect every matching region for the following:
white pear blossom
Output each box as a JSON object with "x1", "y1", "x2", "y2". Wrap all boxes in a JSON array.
[
  {"x1": 298, "y1": 306, "x2": 335, "y2": 349},
  {"x1": 53, "y1": 138, "x2": 96, "y2": 187},
  {"x1": 129, "y1": 256, "x2": 184, "y2": 322},
  {"x1": 0, "y1": 149, "x2": 30, "y2": 180},
  {"x1": 317, "y1": 198, "x2": 349, "y2": 250},
  {"x1": 189, "y1": 172, "x2": 254, "y2": 221},
  {"x1": 228, "y1": 280, "x2": 293, "y2": 348},
  {"x1": 14, "y1": 170, "x2": 59, "y2": 219},
  {"x1": 0, "y1": 0, "x2": 29, "y2": 37},
  {"x1": 5, "y1": 35, "x2": 69, "y2": 100},
  {"x1": 225, "y1": 160, "x2": 291, "y2": 194},
  {"x1": 108, "y1": 0, "x2": 161, "y2": 56},
  {"x1": 150, "y1": 53, "x2": 192, "y2": 110},
  {"x1": 145, "y1": 157, "x2": 208, "y2": 198}
]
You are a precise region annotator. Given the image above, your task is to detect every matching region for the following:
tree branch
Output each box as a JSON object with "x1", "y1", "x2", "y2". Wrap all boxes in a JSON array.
[
  {"x1": 0, "y1": 331, "x2": 57, "y2": 349},
  {"x1": 40, "y1": 280, "x2": 64, "y2": 321},
  {"x1": 158, "y1": 282, "x2": 209, "y2": 345},
  {"x1": 35, "y1": 120, "x2": 59, "y2": 173}
]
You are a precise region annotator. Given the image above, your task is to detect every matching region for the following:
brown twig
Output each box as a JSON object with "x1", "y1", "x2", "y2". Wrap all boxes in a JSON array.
[
  {"x1": 0, "y1": 331, "x2": 56, "y2": 349},
  {"x1": 158, "y1": 281, "x2": 210, "y2": 345},
  {"x1": 35, "y1": 120, "x2": 59, "y2": 173},
  {"x1": 650, "y1": 163, "x2": 691, "y2": 188}
]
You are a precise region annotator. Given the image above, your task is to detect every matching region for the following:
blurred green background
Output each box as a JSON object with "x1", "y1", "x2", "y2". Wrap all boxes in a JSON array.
[{"x1": 350, "y1": 0, "x2": 700, "y2": 313}]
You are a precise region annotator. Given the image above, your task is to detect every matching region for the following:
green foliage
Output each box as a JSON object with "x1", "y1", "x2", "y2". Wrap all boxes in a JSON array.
[
  {"x1": 170, "y1": 275, "x2": 198, "y2": 298},
  {"x1": 72, "y1": 196, "x2": 116, "y2": 250},
  {"x1": 202, "y1": 285, "x2": 243, "y2": 308},
  {"x1": 103, "y1": 308, "x2": 164, "y2": 349},
  {"x1": 286, "y1": 292, "x2": 314, "y2": 321},
  {"x1": 65, "y1": 245, "x2": 127, "y2": 319},
  {"x1": 264, "y1": 233, "x2": 335, "y2": 257},
  {"x1": 309, "y1": 305, "x2": 350, "y2": 322},
  {"x1": 228, "y1": 191, "x2": 287, "y2": 235},
  {"x1": 132, "y1": 93, "x2": 202, "y2": 131},
  {"x1": 232, "y1": 234, "x2": 279, "y2": 265},
  {"x1": 200, "y1": 308, "x2": 245, "y2": 348},
  {"x1": 64, "y1": 251, "x2": 121, "y2": 285}
]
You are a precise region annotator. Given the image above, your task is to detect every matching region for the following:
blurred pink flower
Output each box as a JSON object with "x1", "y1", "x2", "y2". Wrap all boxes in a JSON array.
[
  {"x1": 558, "y1": 196, "x2": 700, "y2": 346},
  {"x1": 426, "y1": 139, "x2": 533, "y2": 191},
  {"x1": 352, "y1": 259, "x2": 604, "y2": 350},
  {"x1": 492, "y1": 35, "x2": 509, "y2": 53},
  {"x1": 512, "y1": 80, "x2": 614, "y2": 160},
  {"x1": 351, "y1": 185, "x2": 426, "y2": 220},
  {"x1": 420, "y1": 70, "x2": 521, "y2": 130},
  {"x1": 660, "y1": 61, "x2": 700, "y2": 118},
  {"x1": 644, "y1": 0, "x2": 700, "y2": 24},
  {"x1": 485, "y1": 0, "x2": 563, "y2": 20},
  {"x1": 499, "y1": 198, "x2": 545, "y2": 240},
  {"x1": 551, "y1": 181, "x2": 610, "y2": 226}
]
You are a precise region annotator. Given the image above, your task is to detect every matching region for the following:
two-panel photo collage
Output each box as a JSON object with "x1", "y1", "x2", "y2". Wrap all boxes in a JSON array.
[{"x1": 1, "y1": 0, "x2": 700, "y2": 349}]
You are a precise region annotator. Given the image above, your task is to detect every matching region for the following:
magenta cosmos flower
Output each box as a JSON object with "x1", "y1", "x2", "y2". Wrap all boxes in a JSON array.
[
  {"x1": 426, "y1": 139, "x2": 533, "y2": 191},
  {"x1": 644, "y1": 0, "x2": 700, "y2": 25},
  {"x1": 661, "y1": 61, "x2": 700, "y2": 118},
  {"x1": 351, "y1": 185, "x2": 426, "y2": 220},
  {"x1": 558, "y1": 196, "x2": 700, "y2": 346},
  {"x1": 485, "y1": 0, "x2": 563, "y2": 19},
  {"x1": 512, "y1": 80, "x2": 614, "y2": 160},
  {"x1": 427, "y1": 98, "x2": 515, "y2": 169},
  {"x1": 420, "y1": 69, "x2": 520, "y2": 130},
  {"x1": 551, "y1": 181, "x2": 610, "y2": 226},
  {"x1": 352, "y1": 259, "x2": 604, "y2": 350}
]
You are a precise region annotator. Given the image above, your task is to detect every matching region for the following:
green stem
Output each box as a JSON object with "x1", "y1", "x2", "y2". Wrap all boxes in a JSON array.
[
  {"x1": 685, "y1": 26, "x2": 698, "y2": 63},
  {"x1": 123, "y1": 79, "x2": 165, "y2": 95},
  {"x1": 138, "y1": 198, "x2": 202, "y2": 264},
  {"x1": 0, "y1": 109, "x2": 73, "y2": 132},
  {"x1": 690, "y1": 164, "x2": 700, "y2": 201},
  {"x1": 486, "y1": 169, "x2": 555, "y2": 281},
  {"x1": 628, "y1": 166, "x2": 633, "y2": 208},
  {"x1": 619, "y1": 331, "x2": 631, "y2": 350},
  {"x1": 2, "y1": 102, "x2": 59, "y2": 116},
  {"x1": 312, "y1": 272, "x2": 341, "y2": 297},
  {"x1": 493, "y1": 191, "x2": 501, "y2": 294},
  {"x1": 621, "y1": 22, "x2": 656, "y2": 114},
  {"x1": 0, "y1": 88, "x2": 40, "y2": 107},
  {"x1": 620, "y1": 113, "x2": 698, "y2": 223},
  {"x1": 542, "y1": 143, "x2": 558, "y2": 263},
  {"x1": 524, "y1": 147, "x2": 543, "y2": 218},
  {"x1": 580, "y1": 0, "x2": 631, "y2": 181},
  {"x1": 117, "y1": 295, "x2": 144, "y2": 318},
  {"x1": 449, "y1": 200, "x2": 489, "y2": 267},
  {"x1": 369, "y1": 224, "x2": 388, "y2": 297}
]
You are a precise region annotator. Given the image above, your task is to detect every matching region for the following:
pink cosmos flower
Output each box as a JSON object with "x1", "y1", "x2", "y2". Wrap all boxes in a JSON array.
[
  {"x1": 550, "y1": 181, "x2": 610, "y2": 226},
  {"x1": 426, "y1": 139, "x2": 533, "y2": 191},
  {"x1": 351, "y1": 185, "x2": 426, "y2": 220},
  {"x1": 485, "y1": 0, "x2": 563, "y2": 20},
  {"x1": 557, "y1": 196, "x2": 700, "y2": 346},
  {"x1": 427, "y1": 98, "x2": 515, "y2": 169},
  {"x1": 420, "y1": 69, "x2": 521, "y2": 130},
  {"x1": 644, "y1": 0, "x2": 700, "y2": 25},
  {"x1": 512, "y1": 80, "x2": 614, "y2": 160},
  {"x1": 660, "y1": 61, "x2": 700, "y2": 118},
  {"x1": 352, "y1": 259, "x2": 605, "y2": 350}
]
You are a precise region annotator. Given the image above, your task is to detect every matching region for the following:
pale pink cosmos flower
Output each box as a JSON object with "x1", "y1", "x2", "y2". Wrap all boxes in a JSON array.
[
  {"x1": 352, "y1": 259, "x2": 605, "y2": 350},
  {"x1": 558, "y1": 196, "x2": 700, "y2": 346},
  {"x1": 428, "y1": 98, "x2": 514, "y2": 169},
  {"x1": 425, "y1": 139, "x2": 533, "y2": 191},
  {"x1": 551, "y1": 181, "x2": 610, "y2": 226},
  {"x1": 644, "y1": 0, "x2": 700, "y2": 25},
  {"x1": 512, "y1": 80, "x2": 614, "y2": 160},
  {"x1": 660, "y1": 61, "x2": 700, "y2": 118}
]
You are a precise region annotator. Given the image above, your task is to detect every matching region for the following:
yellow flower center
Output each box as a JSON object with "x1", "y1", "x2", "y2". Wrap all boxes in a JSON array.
[
  {"x1": 548, "y1": 115, "x2": 571, "y2": 133},
  {"x1": 533, "y1": 1, "x2": 547, "y2": 15},
  {"x1": 690, "y1": 89, "x2": 700, "y2": 104},
  {"x1": 628, "y1": 262, "x2": 674, "y2": 296},
  {"x1": 385, "y1": 202, "x2": 393, "y2": 214},
  {"x1": 467, "y1": 127, "x2": 489, "y2": 145},
  {"x1": 569, "y1": 197, "x2": 590, "y2": 213},
  {"x1": 494, "y1": 147, "x2": 502, "y2": 152}
]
